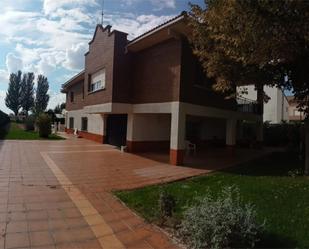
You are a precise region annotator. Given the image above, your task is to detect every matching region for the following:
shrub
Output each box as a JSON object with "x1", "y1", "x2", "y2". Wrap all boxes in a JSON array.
[
  {"x1": 24, "y1": 115, "x2": 35, "y2": 131},
  {"x1": 158, "y1": 189, "x2": 176, "y2": 224},
  {"x1": 263, "y1": 122, "x2": 302, "y2": 148},
  {"x1": 0, "y1": 110, "x2": 9, "y2": 127},
  {"x1": 36, "y1": 113, "x2": 51, "y2": 138},
  {"x1": 180, "y1": 186, "x2": 265, "y2": 249}
]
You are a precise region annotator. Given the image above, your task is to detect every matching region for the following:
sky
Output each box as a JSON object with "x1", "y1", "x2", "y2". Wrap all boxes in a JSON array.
[{"x1": 0, "y1": 0, "x2": 204, "y2": 114}]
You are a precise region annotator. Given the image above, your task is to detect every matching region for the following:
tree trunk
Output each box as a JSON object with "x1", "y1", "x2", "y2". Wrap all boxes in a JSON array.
[{"x1": 305, "y1": 119, "x2": 309, "y2": 175}]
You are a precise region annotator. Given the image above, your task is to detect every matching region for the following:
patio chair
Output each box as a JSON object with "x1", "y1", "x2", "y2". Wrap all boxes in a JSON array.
[{"x1": 185, "y1": 140, "x2": 196, "y2": 155}]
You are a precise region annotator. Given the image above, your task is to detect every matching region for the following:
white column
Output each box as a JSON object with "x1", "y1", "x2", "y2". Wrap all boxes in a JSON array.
[
  {"x1": 170, "y1": 105, "x2": 186, "y2": 165},
  {"x1": 126, "y1": 114, "x2": 134, "y2": 141},
  {"x1": 101, "y1": 114, "x2": 107, "y2": 143},
  {"x1": 170, "y1": 108, "x2": 186, "y2": 151},
  {"x1": 226, "y1": 119, "x2": 237, "y2": 146}
]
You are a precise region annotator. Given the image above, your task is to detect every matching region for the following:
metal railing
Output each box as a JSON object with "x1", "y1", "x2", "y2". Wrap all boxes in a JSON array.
[{"x1": 236, "y1": 96, "x2": 262, "y2": 114}]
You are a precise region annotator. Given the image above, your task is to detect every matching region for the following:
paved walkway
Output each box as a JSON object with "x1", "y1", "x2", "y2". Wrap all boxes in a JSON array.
[{"x1": 0, "y1": 138, "x2": 208, "y2": 249}]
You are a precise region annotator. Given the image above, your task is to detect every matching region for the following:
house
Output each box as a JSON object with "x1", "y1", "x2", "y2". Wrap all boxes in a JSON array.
[
  {"x1": 62, "y1": 12, "x2": 263, "y2": 165},
  {"x1": 237, "y1": 85, "x2": 289, "y2": 123},
  {"x1": 287, "y1": 96, "x2": 305, "y2": 121}
]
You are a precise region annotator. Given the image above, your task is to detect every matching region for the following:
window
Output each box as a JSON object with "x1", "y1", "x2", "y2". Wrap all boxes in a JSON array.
[
  {"x1": 81, "y1": 117, "x2": 88, "y2": 131},
  {"x1": 70, "y1": 92, "x2": 74, "y2": 102},
  {"x1": 69, "y1": 117, "x2": 74, "y2": 129},
  {"x1": 90, "y1": 69, "x2": 106, "y2": 92}
]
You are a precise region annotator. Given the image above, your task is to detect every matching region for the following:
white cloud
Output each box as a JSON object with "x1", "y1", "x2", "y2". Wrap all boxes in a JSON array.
[
  {"x1": 47, "y1": 91, "x2": 66, "y2": 110},
  {"x1": 0, "y1": 90, "x2": 10, "y2": 114},
  {"x1": 63, "y1": 43, "x2": 87, "y2": 71},
  {"x1": 151, "y1": 0, "x2": 176, "y2": 10},
  {"x1": 0, "y1": 70, "x2": 9, "y2": 85},
  {"x1": 43, "y1": 0, "x2": 98, "y2": 15},
  {"x1": 122, "y1": 0, "x2": 176, "y2": 10},
  {"x1": 6, "y1": 53, "x2": 23, "y2": 73}
]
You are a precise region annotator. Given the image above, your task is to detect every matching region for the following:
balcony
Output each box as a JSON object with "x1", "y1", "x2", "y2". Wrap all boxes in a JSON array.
[{"x1": 237, "y1": 97, "x2": 262, "y2": 115}]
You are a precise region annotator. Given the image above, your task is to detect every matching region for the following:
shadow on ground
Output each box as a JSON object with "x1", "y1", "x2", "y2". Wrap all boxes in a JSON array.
[{"x1": 220, "y1": 151, "x2": 304, "y2": 177}]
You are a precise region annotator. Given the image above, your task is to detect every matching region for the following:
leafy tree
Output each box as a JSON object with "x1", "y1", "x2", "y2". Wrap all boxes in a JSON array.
[
  {"x1": 34, "y1": 75, "x2": 49, "y2": 115},
  {"x1": 60, "y1": 102, "x2": 66, "y2": 110},
  {"x1": 20, "y1": 72, "x2": 35, "y2": 116},
  {"x1": 53, "y1": 103, "x2": 66, "y2": 114},
  {"x1": 189, "y1": 0, "x2": 309, "y2": 173},
  {"x1": 5, "y1": 71, "x2": 22, "y2": 116}
]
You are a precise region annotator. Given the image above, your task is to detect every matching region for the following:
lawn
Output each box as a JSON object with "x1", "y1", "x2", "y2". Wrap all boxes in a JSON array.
[
  {"x1": 115, "y1": 152, "x2": 309, "y2": 248},
  {"x1": 0, "y1": 122, "x2": 64, "y2": 140}
]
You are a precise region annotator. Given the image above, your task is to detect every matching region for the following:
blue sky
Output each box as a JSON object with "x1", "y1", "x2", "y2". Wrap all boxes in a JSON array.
[{"x1": 0, "y1": 0, "x2": 204, "y2": 114}]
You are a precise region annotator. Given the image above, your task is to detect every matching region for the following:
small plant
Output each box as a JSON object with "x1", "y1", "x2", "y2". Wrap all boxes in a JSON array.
[
  {"x1": 36, "y1": 113, "x2": 51, "y2": 138},
  {"x1": 24, "y1": 115, "x2": 35, "y2": 131},
  {"x1": 158, "y1": 189, "x2": 176, "y2": 225},
  {"x1": 180, "y1": 186, "x2": 265, "y2": 249},
  {"x1": 288, "y1": 169, "x2": 304, "y2": 177}
]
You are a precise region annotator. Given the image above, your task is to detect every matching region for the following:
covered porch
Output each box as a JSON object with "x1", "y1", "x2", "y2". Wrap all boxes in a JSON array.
[{"x1": 124, "y1": 102, "x2": 263, "y2": 166}]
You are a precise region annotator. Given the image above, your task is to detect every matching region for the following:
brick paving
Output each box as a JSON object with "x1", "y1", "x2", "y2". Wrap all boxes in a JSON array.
[
  {"x1": 0, "y1": 138, "x2": 208, "y2": 249},
  {"x1": 0, "y1": 138, "x2": 273, "y2": 249}
]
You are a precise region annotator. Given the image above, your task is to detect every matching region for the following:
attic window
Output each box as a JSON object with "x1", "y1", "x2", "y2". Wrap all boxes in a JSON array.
[{"x1": 90, "y1": 69, "x2": 105, "y2": 92}]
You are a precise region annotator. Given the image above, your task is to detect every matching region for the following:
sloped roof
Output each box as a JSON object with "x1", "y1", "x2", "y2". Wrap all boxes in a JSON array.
[{"x1": 128, "y1": 11, "x2": 187, "y2": 45}]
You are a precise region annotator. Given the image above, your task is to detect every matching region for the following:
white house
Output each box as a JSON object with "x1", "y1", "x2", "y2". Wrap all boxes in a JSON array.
[{"x1": 237, "y1": 85, "x2": 289, "y2": 124}]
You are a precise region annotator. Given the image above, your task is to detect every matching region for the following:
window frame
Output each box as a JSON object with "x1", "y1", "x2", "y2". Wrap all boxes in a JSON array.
[
  {"x1": 81, "y1": 117, "x2": 88, "y2": 131},
  {"x1": 89, "y1": 68, "x2": 106, "y2": 93},
  {"x1": 69, "y1": 117, "x2": 74, "y2": 129}
]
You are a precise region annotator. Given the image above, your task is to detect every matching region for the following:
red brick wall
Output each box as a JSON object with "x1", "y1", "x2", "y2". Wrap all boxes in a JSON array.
[
  {"x1": 65, "y1": 80, "x2": 84, "y2": 111},
  {"x1": 66, "y1": 128, "x2": 105, "y2": 143},
  {"x1": 179, "y1": 39, "x2": 237, "y2": 110},
  {"x1": 131, "y1": 39, "x2": 182, "y2": 103}
]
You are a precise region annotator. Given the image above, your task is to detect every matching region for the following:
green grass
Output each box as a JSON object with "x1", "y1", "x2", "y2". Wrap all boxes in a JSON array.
[
  {"x1": 0, "y1": 122, "x2": 64, "y2": 140},
  {"x1": 115, "y1": 152, "x2": 309, "y2": 248}
]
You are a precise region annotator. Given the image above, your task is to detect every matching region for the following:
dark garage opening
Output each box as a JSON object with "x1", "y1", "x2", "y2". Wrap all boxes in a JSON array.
[{"x1": 106, "y1": 114, "x2": 128, "y2": 147}]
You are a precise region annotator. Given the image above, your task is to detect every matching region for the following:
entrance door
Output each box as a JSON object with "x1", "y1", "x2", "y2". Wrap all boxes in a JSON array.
[{"x1": 106, "y1": 114, "x2": 128, "y2": 147}]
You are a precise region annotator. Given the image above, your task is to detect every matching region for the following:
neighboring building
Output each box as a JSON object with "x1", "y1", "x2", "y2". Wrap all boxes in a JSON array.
[
  {"x1": 62, "y1": 12, "x2": 263, "y2": 165},
  {"x1": 237, "y1": 85, "x2": 289, "y2": 123},
  {"x1": 287, "y1": 96, "x2": 305, "y2": 121}
]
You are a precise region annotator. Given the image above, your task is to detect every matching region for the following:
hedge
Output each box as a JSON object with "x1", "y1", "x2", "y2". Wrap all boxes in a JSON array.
[{"x1": 0, "y1": 110, "x2": 9, "y2": 127}]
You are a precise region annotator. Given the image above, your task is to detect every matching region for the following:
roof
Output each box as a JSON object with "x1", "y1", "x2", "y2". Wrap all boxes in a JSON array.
[
  {"x1": 128, "y1": 11, "x2": 187, "y2": 45},
  {"x1": 127, "y1": 11, "x2": 189, "y2": 52},
  {"x1": 61, "y1": 70, "x2": 85, "y2": 92}
]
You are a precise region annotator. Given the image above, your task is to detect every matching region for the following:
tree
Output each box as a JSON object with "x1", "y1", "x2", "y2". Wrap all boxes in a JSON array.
[
  {"x1": 20, "y1": 72, "x2": 35, "y2": 116},
  {"x1": 54, "y1": 103, "x2": 66, "y2": 114},
  {"x1": 34, "y1": 75, "x2": 49, "y2": 115},
  {"x1": 5, "y1": 71, "x2": 22, "y2": 116},
  {"x1": 189, "y1": 0, "x2": 309, "y2": 172}
]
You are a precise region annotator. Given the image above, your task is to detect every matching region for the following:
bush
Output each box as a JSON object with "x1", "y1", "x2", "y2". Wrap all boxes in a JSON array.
[
  {"x1": 36, "y1": 113, "x2": 51, "y2": 138},
  {"x1": 180, "y1": 186, "x2": 265, "y2": 249},
  {"x1": 0, "y1": 110, "x2": 9, "y2": 127},
  {"x1": 24, "y1": 115, "x2": 35, "y2": 131},
  {"x1": 263, "y1": 122, "x2": 302, "y2": 148},
  {"x1": 158, "y1": 189, "x2": 176, "y2": 224}
]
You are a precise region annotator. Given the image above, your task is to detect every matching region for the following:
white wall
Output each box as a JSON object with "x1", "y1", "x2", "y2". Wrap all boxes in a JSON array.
[
  {"x1": 66, "y1": 109, "x2": 104, "y2": 135},
  {"x1": 237, "y1": 85, "x2": 289, "y2": 123},
  {"x1": 128, "y1": 114, "x2": 171, "y2": 141}
]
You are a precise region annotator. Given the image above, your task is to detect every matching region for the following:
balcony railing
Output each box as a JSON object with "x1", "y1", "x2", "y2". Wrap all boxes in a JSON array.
[{"x1": 237, "y1": 96, "x2": 262, "y2": 115}]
